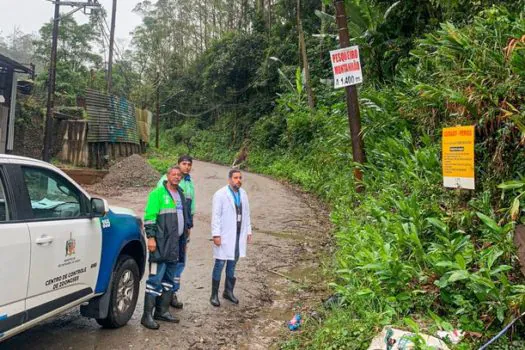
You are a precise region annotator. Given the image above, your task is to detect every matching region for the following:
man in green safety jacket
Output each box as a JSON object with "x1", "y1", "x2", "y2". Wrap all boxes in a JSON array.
[
  {"x1": 141, "y1": 165, "x2": 190, "y2": 330},
  {"x1": 156, "y1": 155, "x2": 195, "y2": 308}
]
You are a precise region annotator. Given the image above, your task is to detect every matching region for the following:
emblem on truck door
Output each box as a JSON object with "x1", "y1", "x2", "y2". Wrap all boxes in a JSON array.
[{"x1": 65, "y1": 233, "x2": 76, "y2": 256}]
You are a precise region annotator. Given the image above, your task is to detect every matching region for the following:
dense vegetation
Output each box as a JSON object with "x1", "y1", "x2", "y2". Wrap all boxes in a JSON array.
[
  {"x1": 2, "y1": 0, "x2": 525, "y2": 348},
  {"x1": 150, "y1": 2, "x2": 525, "y2": 348}
]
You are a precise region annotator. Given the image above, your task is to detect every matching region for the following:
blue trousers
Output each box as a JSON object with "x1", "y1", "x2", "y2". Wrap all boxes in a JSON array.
[
  {"x1": 145, "y1": 261, "x2": 178, "y2": 296},
  {"x1": 212, "y1": 225, "x2": 241, "y2": 281},
  {"x1": 173, "y1": 235, "x2": 187, "y2": 292},
  {"x1": 212, "y1": 258, "x2": 238, "y2": 281},
  {"x1": 146, "y1": 235, "x2": 187, "y2": 296}
]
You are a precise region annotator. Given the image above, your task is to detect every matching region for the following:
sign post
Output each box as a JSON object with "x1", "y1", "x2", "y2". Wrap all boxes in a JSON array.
[
  {"x1": 442, "y1": 125, "x2": 475, "y2": 190},
  {"x1": 332, "y1": 0, "x2": 366, "y2": 191},
  {"x1": 330, "y1": 46, "x2": 363, "y2": 88}
]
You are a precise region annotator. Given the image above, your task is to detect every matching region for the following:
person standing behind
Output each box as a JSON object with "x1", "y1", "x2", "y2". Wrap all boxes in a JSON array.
[
  {"x1": 157, "y1": 155, "x2": 195, "y2": 309},
  {"x1": 142, "y1": 165, "x2": 190, "y2": 330},
  {"x1": 210, "y1": 169, "x2": 253, "y2": 307}
]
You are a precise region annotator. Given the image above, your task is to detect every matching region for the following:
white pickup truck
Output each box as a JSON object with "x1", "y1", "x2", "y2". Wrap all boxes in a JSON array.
[{"x1": 0, "y1": 155, "x2": 146, "y2": 341}]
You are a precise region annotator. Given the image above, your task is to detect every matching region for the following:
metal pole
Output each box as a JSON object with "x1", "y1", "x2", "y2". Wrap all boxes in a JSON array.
[
  {"x1": 43, "y1": 0, "x2": 61, "y2": 162},
  {"x1": 107, "y1": 0, "x2": 117, "y2": 94},
  {"x1": 334, "y1": 0, "x2": 366, "y2": 189}
]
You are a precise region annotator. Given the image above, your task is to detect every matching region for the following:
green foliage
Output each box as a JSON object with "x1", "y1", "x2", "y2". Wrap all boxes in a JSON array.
[
  {"x1": 396, "y1": 7, "x2": 525, "y2": 185},
  {"x1": 55, "y1": 106, "x2": 86, "y2": 119},
  {"x1": 151, "y1": 1, "x2": 525, "y2": 348},
  {"x1": 240, "y1": 7, "x2": 525, "y2": 348},
  {"x1": 146, "y1": 148, "x2": 183, "y2": 174},
  {"x1": 164, "y1": 121, "x2": 198, "y2": 153},
  {"x1": 499, "y1": 179, "x2": 525, "y2": 223},
  {"x1": 15, "y1": 95, "x2": 44, "y2": 127},
  {"x1": 32, "y1": 16, "x2": 103, "y2": 103}
]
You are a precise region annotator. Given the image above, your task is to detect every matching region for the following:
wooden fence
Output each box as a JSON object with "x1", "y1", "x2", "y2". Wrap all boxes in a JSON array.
[
  {"x1": 88, "y1": 141, "x2": 142, "y2": 169},
  {"x1": 57, "y1": 120, "x2": 88, "y2": 166},
  {"x1": 57, "y1": 120, "x2": 144, "y2": 169}
]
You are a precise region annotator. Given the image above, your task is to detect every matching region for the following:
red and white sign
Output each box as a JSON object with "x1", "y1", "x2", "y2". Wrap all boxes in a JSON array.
[{"x1": 330, "y1": 46, "x2": 363, "y2": 88}]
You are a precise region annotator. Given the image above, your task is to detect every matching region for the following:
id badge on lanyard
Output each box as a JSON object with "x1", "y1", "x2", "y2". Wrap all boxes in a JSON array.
[{"x1": 229, "y1": 187, "x2": 242, "y2": 222}]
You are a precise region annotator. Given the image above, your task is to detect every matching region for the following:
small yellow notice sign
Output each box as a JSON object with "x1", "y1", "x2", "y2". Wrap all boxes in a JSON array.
[{"x1": 442, "y1": 125, "x2": 475, "y2": 189}]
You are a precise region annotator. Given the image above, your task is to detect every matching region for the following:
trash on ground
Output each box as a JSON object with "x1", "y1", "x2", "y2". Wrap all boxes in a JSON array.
[
  {"x1": 287, "y1": 313, "x2": 302, "y2": 331},
  {"x1": 367, "y1": 327, "x2": 450, "y2": 350}
]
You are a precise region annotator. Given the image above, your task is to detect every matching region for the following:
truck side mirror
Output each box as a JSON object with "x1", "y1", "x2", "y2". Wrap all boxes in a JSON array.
[{"x1": 91, "y1": 197, "x2": 109, "y2": 217}]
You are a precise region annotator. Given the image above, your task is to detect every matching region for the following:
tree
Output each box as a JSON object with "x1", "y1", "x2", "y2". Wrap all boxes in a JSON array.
[
  {"x1": 0, "y1": 28, "x2": 36, "y2": 66},
  {"x1": 33, "y1": 16, "x2": 103, "y2": 102},
  {"x1": 297, "y1": 0, "x2": 315, "y2": 109}
]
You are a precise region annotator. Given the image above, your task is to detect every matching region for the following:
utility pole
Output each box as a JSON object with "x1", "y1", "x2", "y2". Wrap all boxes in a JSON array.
[
  {"x1": 42, "y1": 0, "x2": 101, "y2": 162},
  {"x1": 297, "y1": 0, "x2": 315, "y2": 110},
  {"x1": 334, "y1": 0, "x2": 366, "y2": 190},
  {"x1": 156, "y1": 74, "x2": 160, "y2": 148},
  {"x1": 107, "y1": 0, "x2": 117, "y2": 94},
  {"x1": 43, "y1": 0, "x2": 61, "y2": 162}
]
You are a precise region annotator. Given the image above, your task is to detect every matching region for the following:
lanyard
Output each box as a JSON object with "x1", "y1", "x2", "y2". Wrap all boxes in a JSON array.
[{"x1": 228, "y1": 186, "x2": 241, "y2": 207}]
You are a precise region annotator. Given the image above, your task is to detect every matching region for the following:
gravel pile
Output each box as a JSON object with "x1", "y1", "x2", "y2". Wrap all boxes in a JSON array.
[{"x1": 102, "y1": 154, "x2": 160, "y2": 188}]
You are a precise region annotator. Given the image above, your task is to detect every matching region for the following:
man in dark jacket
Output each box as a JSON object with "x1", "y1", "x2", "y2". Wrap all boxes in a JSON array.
[{"x1": 141, "y1": 165, "x2": 190, "y2": 330}]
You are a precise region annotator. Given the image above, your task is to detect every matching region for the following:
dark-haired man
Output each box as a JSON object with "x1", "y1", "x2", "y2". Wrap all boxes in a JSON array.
[{"x1": 210, "y1": 169, "x2": 252, "y2": 307}]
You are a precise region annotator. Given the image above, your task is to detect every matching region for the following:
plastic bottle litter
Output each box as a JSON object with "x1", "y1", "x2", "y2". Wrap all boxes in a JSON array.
[{"x1": 287, "y1": 313, "x2": 302, "y2": 331}]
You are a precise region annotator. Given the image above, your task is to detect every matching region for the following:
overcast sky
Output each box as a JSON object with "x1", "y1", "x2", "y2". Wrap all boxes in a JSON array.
[{"x1": 0, "y1": 0, "x2": 143, "y2": 49}]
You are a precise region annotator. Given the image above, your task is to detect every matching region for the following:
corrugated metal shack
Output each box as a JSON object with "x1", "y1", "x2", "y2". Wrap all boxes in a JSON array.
[{"x1": 83, "y1": 89, "x2": 152, "y2": 168}]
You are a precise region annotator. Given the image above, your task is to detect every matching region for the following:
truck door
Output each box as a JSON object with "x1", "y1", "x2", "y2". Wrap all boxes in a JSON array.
[
  {"x1": 0, "y1": 165, "x2": 31, "y2": 334},
  {"x1": 20, "y1": 166, "x2": 102, "y2": 313}
]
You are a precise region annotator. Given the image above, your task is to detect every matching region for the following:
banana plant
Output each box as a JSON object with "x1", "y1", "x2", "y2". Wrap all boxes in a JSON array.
[{"x1": 498, "y1": 179, "x2": 525, "y2": 222}]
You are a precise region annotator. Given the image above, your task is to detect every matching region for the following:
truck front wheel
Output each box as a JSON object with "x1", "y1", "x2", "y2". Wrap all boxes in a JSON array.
[{"x1": 96, "y1": 255, "x2": 140, "y2": 328}]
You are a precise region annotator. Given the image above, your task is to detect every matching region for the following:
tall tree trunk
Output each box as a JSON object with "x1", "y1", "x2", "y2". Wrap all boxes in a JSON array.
[
  {"x1": 320, "y1": 1, "x2": 326, "y2": 60},
  {"x1": 239, "y1": 0, "x2": 248, "y2": 31},
  {"x1": 256, "y1": 0, "x2": 266, "y2": 29},
  {"x1": 256, "y1": 0, "x2": 264, "y2": 12},
  {"x1": 228, "y1": 0, "x2": 234, "y2": 30},
  {"x1": 199, "y1": 2, "x2": 204, "y2": 53},
  {"x1": 297, "y1": 0, "x2": 315, "y2": 109},
  {"x1": 204, "y1": 0, "x2": 209, "y2": 49},
  {"x1": 212, "y1": 0, "x2": 217, "y2": 40}
]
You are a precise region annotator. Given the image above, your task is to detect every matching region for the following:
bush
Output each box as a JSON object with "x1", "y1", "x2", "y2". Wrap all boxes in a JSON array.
[{"x1": 156, "y1": 5, "x2": 525, "y2": 349}]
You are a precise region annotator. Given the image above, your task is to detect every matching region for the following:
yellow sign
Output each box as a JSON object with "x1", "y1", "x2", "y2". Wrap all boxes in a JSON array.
[{"x1": 442, "y1": 125, "x2": 475, "y2": 189}]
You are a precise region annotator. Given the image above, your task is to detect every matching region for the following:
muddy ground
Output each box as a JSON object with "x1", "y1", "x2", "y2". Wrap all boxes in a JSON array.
[{"x1": 1, "y1": 160, "x2": 329, "y2": 350}]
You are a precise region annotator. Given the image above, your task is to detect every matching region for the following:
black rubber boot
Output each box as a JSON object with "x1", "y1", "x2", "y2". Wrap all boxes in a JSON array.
[
  {"x1": 141, "y1": 293, "x2": 160, "y2": 330},
  {"x1": 154, "y1": 291, "x2": 180, "y2": 323},
  {"x1": 170, "y1": 292, "x2": 183, "y2": 309},
  {"x1": 223, "y1": 277, "x2": 239, "y2": 304},
  {"x1": 210, "y1": 279, "x2": 221, "y2": 307}
]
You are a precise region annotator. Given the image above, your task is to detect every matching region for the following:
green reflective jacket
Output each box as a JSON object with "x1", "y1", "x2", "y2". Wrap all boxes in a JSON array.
[
  {"x1": 157, "y1": 174, "x2": 195, "y2": 216},
  {"x1": 144, "y1": 184, "x2": 190, "y2": 263}
]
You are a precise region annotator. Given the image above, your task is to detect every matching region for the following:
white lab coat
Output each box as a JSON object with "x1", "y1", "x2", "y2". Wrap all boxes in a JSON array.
[{"x1": 211, "y1": 185, "x2": 252, "y2": 260}]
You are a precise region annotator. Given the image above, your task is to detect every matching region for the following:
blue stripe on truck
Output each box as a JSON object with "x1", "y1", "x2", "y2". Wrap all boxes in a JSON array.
[{"x1": 95, "y1": 210, "x2": 142, "y2": 293}]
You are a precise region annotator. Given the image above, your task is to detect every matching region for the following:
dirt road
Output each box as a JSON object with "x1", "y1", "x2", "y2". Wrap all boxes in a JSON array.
[{"x1": 1, "y1": 160, "x2": 326, "y2": 349}]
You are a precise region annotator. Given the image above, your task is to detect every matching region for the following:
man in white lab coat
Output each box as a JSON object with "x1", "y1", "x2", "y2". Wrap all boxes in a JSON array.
[{"x1": 210, "y1": 169, "x2": 252, "y2": 307}]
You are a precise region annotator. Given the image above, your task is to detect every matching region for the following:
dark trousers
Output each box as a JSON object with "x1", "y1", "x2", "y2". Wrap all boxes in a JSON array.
[
  {"x1": 145, "y1": 262, "x2": 177, "y2": 296},
  {"x1": 212, "y1": 258, "x2": 238, "y2": 280},
  {"x1": 173, "y1": 234, "x2": 187, "y2": 292}
]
